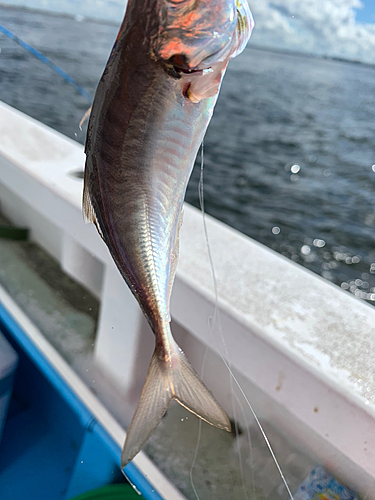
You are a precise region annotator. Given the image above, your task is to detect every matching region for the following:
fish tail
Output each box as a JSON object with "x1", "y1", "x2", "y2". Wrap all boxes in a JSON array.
[{"x1": 121, "y1": 342, "x2": 231, "y2": 467}]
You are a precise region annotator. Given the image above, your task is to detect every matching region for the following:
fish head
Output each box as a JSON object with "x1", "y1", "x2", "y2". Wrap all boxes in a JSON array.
[{"x1": 153, "y1": 0, "x2": 254, "y2": 101}]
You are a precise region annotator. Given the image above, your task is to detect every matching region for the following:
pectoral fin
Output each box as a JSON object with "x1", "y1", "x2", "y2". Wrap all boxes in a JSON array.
[{"x1": 186, "y1": 62, "x2": 228, "y2": 103}]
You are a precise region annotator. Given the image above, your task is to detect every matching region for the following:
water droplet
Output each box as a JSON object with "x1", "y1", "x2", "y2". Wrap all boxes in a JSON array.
[
  {"x1": 301, "y1": 245, "x2": 311, "y2": 255},
  {"x1": 290, "y1": 164, "x2": 300, "y2": 174},
  {"x1": 341, "y1": 282, "x2": 349, "y2": 290},
  {"x1": 372, "y1": 165, "x2": 375, "y2": 172},
  {"x1": 272, "y1": 226, "x2": 280, "y2": 235},
  {"x1": 313, "y1": 239, "x2": 325, "y2": 248},
  {"x1": 323, "y1": 169, "x2": 331, "y2": 177}
]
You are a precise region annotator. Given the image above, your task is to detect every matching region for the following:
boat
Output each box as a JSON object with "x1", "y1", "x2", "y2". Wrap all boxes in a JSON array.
[{"x1": 0, "y1": 100, "x2": 374, "y2": 499}]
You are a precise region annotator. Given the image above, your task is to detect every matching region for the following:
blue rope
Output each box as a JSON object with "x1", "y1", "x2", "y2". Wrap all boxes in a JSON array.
[{"x1": 0, "y1": 23, "x2": 93, "y2": 103}]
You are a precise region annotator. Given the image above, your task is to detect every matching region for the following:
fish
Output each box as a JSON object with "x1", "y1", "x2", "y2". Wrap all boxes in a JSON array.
[{"x1": 83, "y1": 0, "x2": 253, "y2": 467}]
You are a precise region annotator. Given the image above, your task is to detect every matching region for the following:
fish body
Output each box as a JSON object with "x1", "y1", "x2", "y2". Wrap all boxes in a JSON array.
[{"x1": 84, "y1": 0, "x2": 253, "y2": 466}]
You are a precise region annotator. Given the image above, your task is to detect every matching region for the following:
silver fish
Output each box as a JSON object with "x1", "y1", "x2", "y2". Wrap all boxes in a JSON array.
[{"x1": 83, "y1": 0, "x2": 253, "y2": 467}]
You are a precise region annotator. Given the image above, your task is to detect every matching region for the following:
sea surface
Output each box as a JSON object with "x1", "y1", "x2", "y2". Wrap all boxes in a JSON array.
[{"x1": 1, "y1": 5, "x2": 375, "y2": 303}]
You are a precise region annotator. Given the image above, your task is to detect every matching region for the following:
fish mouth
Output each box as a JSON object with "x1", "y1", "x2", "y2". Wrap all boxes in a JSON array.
[
  {"x1": 164, "y1": 54, "x2": 211, "y2": 78},
  {"x1": 164, "y1": 40, "x2": 238, "y2": 78},
  {"x1": 168, "y1": 54, "x2": 203, "y2": 75}
]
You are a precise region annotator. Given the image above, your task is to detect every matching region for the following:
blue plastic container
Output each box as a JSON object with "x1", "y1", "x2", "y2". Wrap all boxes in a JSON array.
[
  {"x1": 0, "y1": 332, "x2": 18, "y2": 446},
  {"x1": 0, "y1": 300, "x2": 164, "y2": 500}
]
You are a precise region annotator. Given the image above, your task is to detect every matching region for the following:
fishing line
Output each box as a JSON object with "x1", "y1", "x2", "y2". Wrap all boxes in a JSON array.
[
  {"x1": 196, "y1": 144, "x2": 294, "y2": 499},
  {"x1": 208, "y1": 271, "x2": 253, "y2": 498},
  {"x1": 212, "y1": 324, "x2": 294, "y2": 499},
  {"x1": 211, "y1": 276, "x2": 255, "y2": 499},
  {"x1": 194, "y1": 142, "x2": 251, "y2": 500},
  {"x1": 196, "y1": 142, "x2": 249, "y2": 499},
  {"x1": 232, "y1": 390, "x2": 251, "y2": 500},
  {"x1": 0, "y1": 23, "x2": 93, "y2": 104},
  {"x1": 189, "y1": 351, "x2": 206, "y2": 500},
  {"x1": 189, "y1": 143, "x2": 209, "y2": 500},
  {"x1": 234, "y1": 389, "x2": 257, "y2": 500}
]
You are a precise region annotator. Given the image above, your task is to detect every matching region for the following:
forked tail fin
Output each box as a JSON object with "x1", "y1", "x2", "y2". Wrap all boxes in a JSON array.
[{"x1": 121, "y1": 344, "x2": 231, "y2": 467}]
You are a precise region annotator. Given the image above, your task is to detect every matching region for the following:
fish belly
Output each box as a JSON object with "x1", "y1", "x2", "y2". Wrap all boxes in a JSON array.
[{"x1": 85, "y1": 44, "x2": 215, "y2": 333}]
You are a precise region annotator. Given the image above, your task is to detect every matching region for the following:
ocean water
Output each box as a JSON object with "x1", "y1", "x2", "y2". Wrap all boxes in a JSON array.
[{"x1": 1, "y1": 5, "x2": 375, "y2": 303}]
